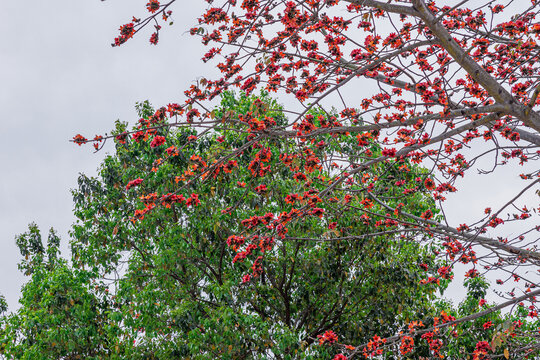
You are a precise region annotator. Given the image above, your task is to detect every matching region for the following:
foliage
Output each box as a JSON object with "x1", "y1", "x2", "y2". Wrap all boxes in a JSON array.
[
  {"x1": 1, "y1": 226, "x2": 112, "y2": 359},
  {"x1": 7, "y1": 0, "x2": 540, "y2": 358},
  {"x1": 4, "y1": 93, "x2": 448, "y2": 358}
]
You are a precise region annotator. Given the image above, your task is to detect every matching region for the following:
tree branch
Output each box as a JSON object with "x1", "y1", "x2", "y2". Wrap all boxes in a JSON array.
[
  {"x1": 346, "y1": 0, "x2": 420, "y2": 17},
  {"x1": 411, "y1": 0, "x2": 540, "y2": 132}
]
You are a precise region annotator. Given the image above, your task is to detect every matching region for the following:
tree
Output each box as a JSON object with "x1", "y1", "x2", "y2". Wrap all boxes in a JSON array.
[
  {"x1": 82, "y1": 1, "x2": 540, "y2": 358},
  {"x1": 10, "y1": 0, "x2": 540, "y2": 358},
  {"x1": 6, "y1": 93, "x2": 449, "y2": 359},
  {"x1": 0, "y1": 225, "x2": 113, "y2": 359}
]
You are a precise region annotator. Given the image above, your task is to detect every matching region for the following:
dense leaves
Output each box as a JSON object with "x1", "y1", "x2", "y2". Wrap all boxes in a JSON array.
[
  {"x1": 0, "y1": 94, "x2": 450, "y2": 358},
  {"x1": 4, "y1": 0, "x2": 540, "y2": 358},
  {"x1": 12, "y1": 94, "x2": 447, "y2": 359}
]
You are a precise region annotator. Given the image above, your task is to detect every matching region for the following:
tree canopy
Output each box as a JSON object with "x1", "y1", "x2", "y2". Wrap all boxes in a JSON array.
[
  {"x1": 1, "y1": 93, "x2": 439, "y2": 358},
  {"x1": 3, "y1": 0, "x2": 540, "y2": 359}
]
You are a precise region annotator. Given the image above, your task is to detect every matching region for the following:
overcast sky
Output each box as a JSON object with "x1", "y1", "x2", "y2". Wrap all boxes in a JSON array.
[
  {"x1": 0, "y1": 0, "x2": 213, "y2": 310},
  {"x1": 0, "y1": 1, "x2": 536, "y2": 312}
]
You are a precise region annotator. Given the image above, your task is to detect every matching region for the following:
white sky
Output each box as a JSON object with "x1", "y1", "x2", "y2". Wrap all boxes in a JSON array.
[
  {"x1": 0, "y1": 0, "x2": 537, "y2": 312},
  {"x1": 0, "y1": 0, "x2": 210, "y2": 310}
]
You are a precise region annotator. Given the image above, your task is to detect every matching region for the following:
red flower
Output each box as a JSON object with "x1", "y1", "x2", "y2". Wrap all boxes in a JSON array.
[
  {"x1": 421, "y1": 209, "x2": 433, "y2": 220},
  {"x1": 146, "y1": 0, "x2": 160, "y2": 13},
  {"x1": 318, "y1": 330, "x2": 338, "y2": 345},
  {"x1": 333, "y1": 354, "x2": 347, "y2": 360},
  {"x1": 400, "y1": 336, "x2": 414, "y2": 355},
  {"x1": 483, "y1": 321, "x2": 492, "y2": 329},
  {"x1": 150, "y1": 135, "x2": 166, "y2": 147},
  {"x1": 424, "y1": 178, "x2": 436, "y2": 190},
  {"x1": 254, "y1": 184, "x2": 268, "y2": 194},
  {"x1": 381, "y1": 147, "x2": 397, "y2": 157},
  {"x1": 311, "y1": 208, "x2": 325, "y2": 218},
  {"x1": 473, "y1": 341, "x2": 490, "y2": 360},
  {"x1": 187, "y1": 109, "x2": 200, "y2": 122},
  {"x1": 126, "y1": 178, "x2": 144, "y2": 190},
  {"x1": 116, "y1": 132, "x2": 128, "y2": 144},
  {"x1": 493, "y1": 4, "x2": 504, "y2": 13},
  {"x1": 73, "y1": 134, "x2": 88, "y2": 146},
  {"x1": 149, "y1": 32, "x2": 159, "y2": 45},
  {"x1": 166, "y1": 146, "x2": 178, "y2": 156},
  {"x1": 185, "y1": 193, "x2": 200, "y2": 207},
  {"x1": 465, "y1": 269, "x2": 479, "y2": 278},
  {"x1": 293, "y1": 172, "x2": 307, "y2": 182},
  {"x1": 437, "y1": 266, "x2": 453, "y2": 280}
]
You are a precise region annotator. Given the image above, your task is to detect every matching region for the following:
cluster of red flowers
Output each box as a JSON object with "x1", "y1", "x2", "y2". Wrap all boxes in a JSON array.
[
  {"x1": 318, "y1": 330, "x2": 338, "y2": 345},
  {"x1": 473, "y1": 341, "x2": 491, "y2": 360},
  {"x1": 421, "y1": 209, "x2": 433, "y2": 220},
  {"x1": 437, "y1": 266, "x2": 454, "y2": 280},
  {"x1": 185, "y1": 193, "x2": 200, "y2": 207},
  {"x1": 293, "y1": 172, "x2": 307, "y2": 182},
  {"x1": 159, "y1": 193, "x2": 186, "y2": 208},
  {"x1": 362, "y1": 335, "x2": 386, "y2": 357},
  {"x1": 149, "y1": 32, "x2": 159, "y2": 45},
  {"x1": 232, "y1": 243, "x2": 257, "y2": 263},
  {"x1": 113, "y1": 23, "x2": 135, "y2": 46},
  {"x1": 73, "y1": 134, "x2": 88, "y2": 146},
  {"x1": 248, "y1": 147, "x2": 272, "y2": 177},
  {"x1": 126, "y1": 178, "x2": 144, "y2": 190},
  {"x1": 229, "y1": 236, "x2": 268, "y2": 281},
  {"x1": 399, "y1": 336, "x2": 414, "y2": 355},
  {"x1": 240, "y1": 213, "x2": 274, "y2": 229},
  {"x1": 146, "y1": 1, "x2": 160, "y2": 13},
  {"x1": 254, "y1": 184, "x2": 267, "y2": 194},
  {"x1": 150, "y1": 135, "x2": 166, "y2": 148},
  {"x1": 421, "y1": 331, "x2": 443, "y2": 358}
]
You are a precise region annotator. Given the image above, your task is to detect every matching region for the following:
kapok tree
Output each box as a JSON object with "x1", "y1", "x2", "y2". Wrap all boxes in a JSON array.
[{"x1": 70, "y1": 0, "x2": 540, "y2": 359}]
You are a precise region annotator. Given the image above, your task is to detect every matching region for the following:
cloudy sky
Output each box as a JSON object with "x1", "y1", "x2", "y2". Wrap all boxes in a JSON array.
[
  {"x1": 0, "y1": 1, "x2": 536, "y2": 311},
  {"x1": 0, "y1": 0, "x2": 213, "y2": 310}
]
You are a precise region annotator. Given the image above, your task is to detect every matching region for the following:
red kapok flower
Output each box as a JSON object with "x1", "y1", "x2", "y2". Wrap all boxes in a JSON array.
[
  {"x1": 126, "y1": 178, "x2": 144, "y2": 190},
  {"x1": 119, "y1": 23, "x2": 135, "y2": 37},
  {"x1": 293, "y1": 172, "x2": 307, "y2": 182},
  {"x1": 254, "y1": 184, "x2": 268, "y2": 194},
  {"x1": 424, "y1": 178, "x2": 436, "y2": 190},
  {"x1": 146, "y1": 0, "x2": 160, "y2": 13},
  {"x1": 73, "y1": 134, "x2": 88, "y2": 146},
  {"x1": 421, "y1": 209, "x2": 433, "y2": 220},
  {"x1": 318, "y1": 330, "x2": 338, "y2": 345},
  {"x1": 149, "y1": 32, "x2": 159, "y2": 45},
  {"x1": 473, "y1": 341, "x2": 490, "y2": 360},
  {"x1": 465, "y1": 269, "x2": 479, "y2": 278},
  {"x1": 400, "y1": 336, "x2": 414, "y2": 355},
  {"x1": 150, "y1": 135, "x2": 166, "y2": 148}
]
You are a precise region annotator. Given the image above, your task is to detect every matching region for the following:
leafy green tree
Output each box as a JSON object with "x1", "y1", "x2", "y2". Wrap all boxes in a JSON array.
[
  {"x1": 0, "y1": 225, "x2": 113, "y2": 359},
  {"x1": 2, "y1": 93, "x2": 446, "y2": 359}
]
